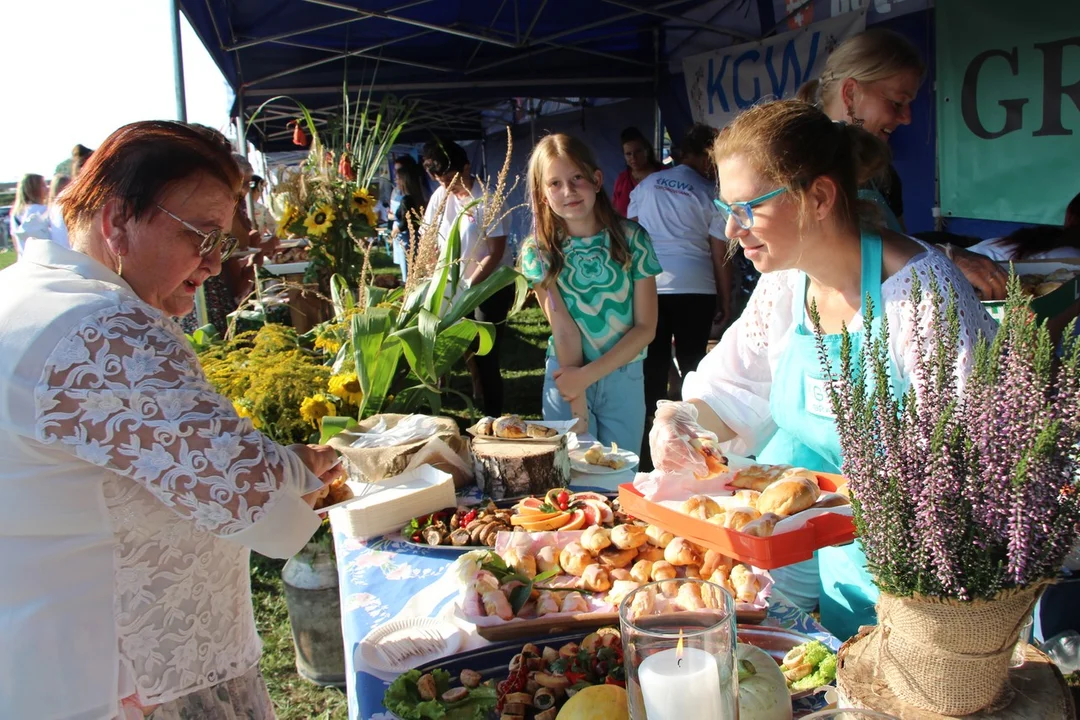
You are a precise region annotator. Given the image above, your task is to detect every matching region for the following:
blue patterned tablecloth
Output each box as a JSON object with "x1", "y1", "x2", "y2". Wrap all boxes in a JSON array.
[{"x1": 333, "y1": 475, "x2": 839, "y2": 720}]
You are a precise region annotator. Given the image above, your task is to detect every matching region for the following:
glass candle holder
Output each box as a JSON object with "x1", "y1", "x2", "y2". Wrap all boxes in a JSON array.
[{"x1": 618, "y1": 578, "x2": 738, "y2": 720}]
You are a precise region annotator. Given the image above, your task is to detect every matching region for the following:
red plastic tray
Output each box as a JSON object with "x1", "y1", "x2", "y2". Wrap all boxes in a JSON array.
[{"x1": 617, "y1": 472, "x2": 856, "y2": 570}]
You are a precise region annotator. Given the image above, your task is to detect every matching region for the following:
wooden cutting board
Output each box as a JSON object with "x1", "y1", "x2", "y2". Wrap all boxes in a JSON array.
[{"x1": 475, "y1": 605, "x2": 769, "y2": 642}]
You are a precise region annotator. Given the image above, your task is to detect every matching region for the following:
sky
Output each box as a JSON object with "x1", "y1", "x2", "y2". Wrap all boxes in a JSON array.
[{"x1": 0, "y1": 0, "x2": 235, "y2": 182}]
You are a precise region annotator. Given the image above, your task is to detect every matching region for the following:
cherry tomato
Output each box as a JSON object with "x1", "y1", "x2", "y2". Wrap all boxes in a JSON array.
[
  {"x1": 461, "y1": 509, "x2": 478, "y2": 526},
  {"x1": 557, "y1": 490, "x2": 570, "y2": 511}
]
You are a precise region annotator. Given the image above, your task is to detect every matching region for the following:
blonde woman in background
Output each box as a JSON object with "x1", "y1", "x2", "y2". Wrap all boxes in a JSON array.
[
  {"x1": 9, "y1": 173, "x2": 49, "y2": 254},
  {"x1": 799, "y1": 28, "x2": 1008, "y2": 301}
]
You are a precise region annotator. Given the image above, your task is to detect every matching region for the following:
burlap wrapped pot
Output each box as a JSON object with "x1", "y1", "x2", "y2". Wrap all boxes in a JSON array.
[{"x1": 872, "y1": 583, "x2": 1045, "y2": 715}]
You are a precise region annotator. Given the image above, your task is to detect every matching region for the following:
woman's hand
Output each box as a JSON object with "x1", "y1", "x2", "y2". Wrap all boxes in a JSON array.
[
  {"x1": 553, "y1": 366, "x2": 592, "y2": 401},
  {"x1": 289, "y1": 444, "x2": 345, "y2": 508},
  {"x1": 649, "y1": 401, "x2": 718, "y2": 478},
  {"x1": 944, "y1": 245, "x2": 1007, "y2": 301}
]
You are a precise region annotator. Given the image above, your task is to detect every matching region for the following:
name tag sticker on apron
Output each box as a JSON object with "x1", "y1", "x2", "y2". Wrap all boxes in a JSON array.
[{"x1": 805, "y1": 375, "x2": 837, "y2": 419}]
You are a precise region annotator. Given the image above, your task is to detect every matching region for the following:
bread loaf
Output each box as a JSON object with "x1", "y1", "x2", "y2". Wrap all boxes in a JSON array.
[{"x1": 756, "y1": 474, "x2": 820, "y2": 517}]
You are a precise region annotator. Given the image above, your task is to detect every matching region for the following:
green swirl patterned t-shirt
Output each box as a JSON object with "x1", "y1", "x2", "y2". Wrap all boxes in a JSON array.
[{"x1": 519, "y1": 220, "x2": 662, "y2": 363}]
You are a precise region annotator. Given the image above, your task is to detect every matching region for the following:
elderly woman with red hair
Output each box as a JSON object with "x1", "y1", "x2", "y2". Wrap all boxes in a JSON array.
[{"x1": 0, "y1": 121, "x2": 341, "y2": 719}]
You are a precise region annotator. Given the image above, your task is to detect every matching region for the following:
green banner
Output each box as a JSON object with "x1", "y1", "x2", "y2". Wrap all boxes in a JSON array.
[{"x1": 936, "y1": 0, "x2": 1080, "y2": 225}]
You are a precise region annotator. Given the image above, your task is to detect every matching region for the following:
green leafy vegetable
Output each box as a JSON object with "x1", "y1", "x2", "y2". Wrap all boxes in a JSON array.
[
  {"x1": 384, "y1": 669, "x2": 497, "y2": 720},
  {"x1": 791, "y1": 653, "x2": 837, "y2": 691}
]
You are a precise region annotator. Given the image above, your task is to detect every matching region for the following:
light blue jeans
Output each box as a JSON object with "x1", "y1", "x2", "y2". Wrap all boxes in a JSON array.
[{"x1": 542, "y1": 353, "x2": 646, "y2": 456}]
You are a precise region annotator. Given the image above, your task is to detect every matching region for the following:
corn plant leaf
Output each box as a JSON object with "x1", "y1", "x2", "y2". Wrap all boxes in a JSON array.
[
  {"x1": 319, "y1": 415, "x2": 358, "y2": 444},
  {"x1": 330, "y1": 274, "x2": 354, "y2": 319},
  {"x1": 386, "y1": 384, "x2": 441, "y2": 414},
  {"x1": 424, "y1": 197, "x2": 483, "y2": 317},
  {"x1": 397, "y1": 281, "x2": 430, "y2": 330},
  {"x1": 439, "y1": 267, "x2": 528, "y2": 330},
  {"x1": 390, "y1": 326, "x2": 427, "y2": 383},
  {"x1": 359, "y1": 338, "x2": 402, "y2": 418},
  {"x1": 431, "y1": 319, "x2": 477, "y2": 378},
  {"x1": 351, "y1": 308, "x2": 392, "y2": 398},
  {"x1": 417, "y1": 309, "x2": 440, "y2": 383}
]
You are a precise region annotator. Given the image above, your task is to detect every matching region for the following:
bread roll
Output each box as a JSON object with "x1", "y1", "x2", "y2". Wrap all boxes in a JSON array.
[
  {"x1": 741, "y1": 512, "x2": 781, "y2": 537},
  {"x1": 650, "y1": 560, "x2": 677, "y2": 581},
  {"x1": 597, "y1": 547, "x2": 637, "y2": 569},
  {"x1": 664, "y1": 538, "x2": 702, "y2": 566},
  {"x1": 493, "y1": 415, "x2": 528, "y2": 439},
  {"x1": 502, "y1": 548, "x2": 537, "y2": 580},
  {"x1": 581, "y1": 564, "x2": 612, "y2": 592},
  {"x1": 537, "y1": 545, "x2": 561, "y2": 574},
  {"x1": 559, "y1": 542, "x2": 592, "y2": 576},
  {"x1": 725, "y1": 506, "x2": 761, "y2": 531},
  {"x1": 706, "y1": 512, "x2": 727, "y2": 527},
  {"x1": 610, "y1": 524, "x2": 647, "y2": 550},
  {"x1": 729, "y1": 564, "x2": 761, "y2": 604},
  {"x1": 608, "y1": 579, "x2": 641, "y2": 606},
  {"x1": 757, "y1": 476, "x2": 820, "y2": 517},
  {"x1": 681, "y1": 494, "x2": 721, "y2": 520},
  {"x1": 526, "y1": 423, "x2": 557, "y2": 438},
  {"x1": 812, "y1": 492, "x2": 850, "y2": 509},
  {"x1": 730, "y1": 464, "x2": 791, "y2": 492},
  {"x1": 610, "y1": 568, "x2": 632, "y2": 581},
  {"x1": 635, "y1": 544, "x2": 665, "y2": 563},
  {"x1": 475, "y1": 416, "x2": 495, "y2": 436},
  {"x1": 645, "y1": 524, "x2": 674, "y2": 548},
  {"x1": 630, "y1": 559, "x2": 653, "y2": 585},
  {"x1": 700, "y1": 549, "x2": 732, "y2": 579},
  {"x1": 580, "y1": 526, "x2": 612, "y2": 554},
  {"x1": 731, "y1": 490, "x2": 761, "y2": 508},
  {"x1": 560, "y1": 591, "x2": 588, "y2": 613},
  {"x1": 684, "y1": 565, "x2": 701, "y2": 579}
]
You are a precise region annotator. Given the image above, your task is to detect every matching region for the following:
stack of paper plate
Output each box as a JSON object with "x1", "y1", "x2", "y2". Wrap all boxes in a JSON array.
[
  {"x1": 328, "y1": 464, "x2": 456, "y2": 539},
  {"x1": 358, "y1": 617, "x2": 463, "y2": 673}
]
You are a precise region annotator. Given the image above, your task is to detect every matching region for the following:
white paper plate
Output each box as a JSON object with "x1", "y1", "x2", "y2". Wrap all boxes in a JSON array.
[
  {"x1": 263, "y1": 261, "x2": 311, "y2": 276},
  {"x1": 467, "y1": 418, "x2": 576, "y2": 443},
  {"x1": 569, "y1": 445, "x2": 640, "y2": 474},
  {"x1": 358, "y1": 617, "x2": 463, "y2": 673}
]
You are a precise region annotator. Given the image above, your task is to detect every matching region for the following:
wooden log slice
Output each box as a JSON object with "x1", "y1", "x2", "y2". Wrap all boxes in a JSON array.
[
  {"x1": 473, "y1": 435, "x2": 571, "y2": 500},
  {"x1": 837, "y1": 627, "x2": 1076, "y2": 719}
]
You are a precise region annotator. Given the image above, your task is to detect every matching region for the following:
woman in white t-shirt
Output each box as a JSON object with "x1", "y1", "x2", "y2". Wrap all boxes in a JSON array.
[
  {"x1": 421, "y1": 139, "x2": 512, "y2": 416},
  {"x1": 628, "y1": 124, "x2": 733, "y2": 450},
  {"x1": 9, "y1": 173, "x2": 49, "y2": 254}
]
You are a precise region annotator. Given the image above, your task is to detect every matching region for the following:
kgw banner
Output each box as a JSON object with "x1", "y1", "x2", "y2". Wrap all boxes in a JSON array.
[
  {"x1": 682, "y1": 9, "x2": 867, "y2": 128},
  {"x1": 937, "y1": 0, "x2": 1080, "y2": 224}
]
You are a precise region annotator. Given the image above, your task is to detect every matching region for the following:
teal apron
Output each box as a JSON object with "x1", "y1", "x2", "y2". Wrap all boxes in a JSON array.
[
  {"x1": 756, "y1": 229, "x2": 884, "y2": 641},
  {"x1": 859, "y1": 187, "x2": 902, "y2": 233}
]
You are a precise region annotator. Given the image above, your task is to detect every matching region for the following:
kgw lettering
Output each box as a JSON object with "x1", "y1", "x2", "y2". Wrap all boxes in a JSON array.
[
  {"x1": 961, "y1": 36, "x2": 1080, "y2": 139},
  {"x1": 707, "y1": 31, "x2": 821, "y2": 114}
]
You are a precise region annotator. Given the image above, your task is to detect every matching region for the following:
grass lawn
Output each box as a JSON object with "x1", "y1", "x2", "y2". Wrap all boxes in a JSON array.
[
  {"x1": 253, "y1": 252, "x2": 550, "y2": 718},
  {"x1": 0, "y1": 249, "x2": 16, "y2": 271}
]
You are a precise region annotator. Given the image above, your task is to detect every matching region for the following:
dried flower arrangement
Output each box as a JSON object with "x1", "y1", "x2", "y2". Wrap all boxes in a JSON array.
[{"x1": 813, "y1": 273, "x2": 1080, "y2": 601}]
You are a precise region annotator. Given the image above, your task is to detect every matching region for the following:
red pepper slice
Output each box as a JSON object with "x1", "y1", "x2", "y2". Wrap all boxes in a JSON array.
[{"x1": 606, "y1": 677, "x2": 626, "y2": 688}]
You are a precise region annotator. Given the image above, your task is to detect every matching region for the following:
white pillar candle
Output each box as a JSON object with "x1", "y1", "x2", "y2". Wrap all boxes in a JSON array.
[{"x1": 638, "y1": 645, "x2": 726, "y2": 719}]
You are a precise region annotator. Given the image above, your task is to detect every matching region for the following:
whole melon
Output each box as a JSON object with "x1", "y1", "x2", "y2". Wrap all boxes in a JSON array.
[{"x1": 555, "y1": 684, "x2": 630, "y2": 720}]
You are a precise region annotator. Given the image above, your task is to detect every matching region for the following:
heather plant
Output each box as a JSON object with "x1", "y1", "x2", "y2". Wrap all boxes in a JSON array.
[{"x1": 812, "y1": 272, "x2": 1080, "y2": 601}]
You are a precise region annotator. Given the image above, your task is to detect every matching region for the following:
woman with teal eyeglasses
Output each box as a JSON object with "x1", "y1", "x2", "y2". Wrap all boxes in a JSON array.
[{"x1": 668, "y1": 100, "x2": 997, "y2": 641}]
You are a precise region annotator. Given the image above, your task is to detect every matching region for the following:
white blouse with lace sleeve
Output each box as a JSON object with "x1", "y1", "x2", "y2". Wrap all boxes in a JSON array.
[
  {"x1": 682, "y1": 242, "x2": 998, "y2": 457},
  {"x1": 0, "y1": 240, "x2": 325, "y2": 719}
]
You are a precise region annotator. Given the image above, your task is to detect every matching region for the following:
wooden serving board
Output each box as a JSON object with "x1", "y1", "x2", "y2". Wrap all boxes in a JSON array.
[
  {"x1": 473, "y1": 436, "x2": 571, "y2": 499},
  {"x1": 475, "y1": 605, "x2": 769, "y2": 642}
]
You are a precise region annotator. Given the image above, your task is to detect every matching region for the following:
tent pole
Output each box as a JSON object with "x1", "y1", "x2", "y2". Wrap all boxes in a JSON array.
[
  {"x1": 653, "y1": 28, "x2": 662, "y2": 155},
  {"x1": 170, "y1": 0, "x2": 187, "y2": 123}
]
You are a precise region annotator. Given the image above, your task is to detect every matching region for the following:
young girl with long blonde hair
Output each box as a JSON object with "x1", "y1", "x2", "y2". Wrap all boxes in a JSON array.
[{"x1": 519, "y1": 134, "x2": 661, "y2": 454}]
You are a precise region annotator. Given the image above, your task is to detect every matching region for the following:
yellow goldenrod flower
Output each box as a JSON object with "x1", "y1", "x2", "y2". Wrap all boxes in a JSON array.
[
  {"x1": 300, "y1": 394, "x2": 337, "y2": 427},
  {"x1": 303, "y1": 204, "x2": 336, "y2": 237},
  {"x1": 328, "y1": 372, "x2": 364, "y2": 406},
  {"x1": 351, "y1": 188, "x2": 374, "y2": 213},
  {"x1": 233, "y1": 400, "x2": 264, "y2": 429},
  {"x1": 314, "y1": 333, "x2": 343, "y2": 355}
]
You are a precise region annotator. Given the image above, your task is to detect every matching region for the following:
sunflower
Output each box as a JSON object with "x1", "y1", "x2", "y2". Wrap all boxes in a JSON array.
[
  {"x1": 232, "y1": 400, "x2": 263, "y2": 430},
  {"x1": 363, "y1": 207, "x2": 379, "y2": 228},
  {"x1": 303, "y1": 204, "x2": 336, "y2": 237},
  {"x1": 275, "y1": 203, "x2": 298, "y2": 237},
  {"x1": 328, "y1": 372, "x2": 364, "y2": 406},
  {"x1": 350, "y1": 188, "x2": 374, "y2": 213},
  {"x1": 299, "y1": 394, "x2": 337, "y2": 427}
]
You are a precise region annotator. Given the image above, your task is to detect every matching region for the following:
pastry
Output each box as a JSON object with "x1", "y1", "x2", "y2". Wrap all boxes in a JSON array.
[
  {"x1": 645, "y1": 524, "x2": 674, "y2": 548},
  {"x1": 627, "y1": 584, "x2": 657, "y2": 619},
  {"x1": 474, "y1": 416, "x2": 495, "y2": 436},
  {"x1": 664, "y1": 538, "x2": 702, "y2": 567},
  {"x1": 635, "y1": 544, "x2": 665, "y2": 563},
  {"x1": 757, "y1": 475, "x2": 820, "y2": 517},
  {"x1": 536, "y1": 545, "x2": 561, "y2": 574},
  {"x1": 502, "y1": 548, "x2": 537, "y2": 580},
  {"x1": 609, "y1": 568, "x2": 632, "y2": 581},
  {"x1": 813, "y1": 492, "x2": 851, "y2": 509},
  {"x1": 610, "y1": 524, "x2": 647, "y2": 550},
  {"x1": 581, "y1": 564, "x2": 612, "y2": 592},
  {"x1": 700, "y1": 549, "x2": 732, "y2": 579},
  {"x1": 598, "y1": 547, "x2": 637, "y2": 569},
  {"x1": 689, "y1": 437, "x2": 729, "y2": 476},
  {"x1": 731, "y1": 489, "x2": 761, "y2": 508},
  {"x1": 580, "y1": 525, "x2": 613, "y2": 554},
  {"x1": 676, "y1": 582, "x2": 706, "y2": 610},
  {"x1": 582, "y1": 443, "x2": 605, "y2": 465},
  {"x1": 482, "y1": 590, "x2": 514, "y2": 620},
  {"x1": 730, "y1": 564, "x2": 761, "y2": 604},
  {"x1": 559, "y1": 542, "x2": 593, "y2": 576},
  {"x1": 526, "y1": 423, "x2": 558, "y2": 439},
  {"x1": 608, "y1": 579, "x2": 641, "y2": 606},
  {"x1": 684, "y1": 565, "x2": 701, "y2": 579},
  {"x1": 708, "y1": 566, "x2": 732, "y2": 593},
  {"x1": 560, "y1": 591, "x2": 588, "y2": 613},
  {"x1": 706, "y1": 512, "x2": 727, "y2": 527},
  {"x1": 630, "y1": 559, "x2": 653, "y2": 584},
  {"x1": 493, "y1": 415, "x2": 528, "y2": 439},
  {"x1": 731, "y1": 464, "x2": 792, "y2": 492},
  {"x1": 741, "y1": 512, "x2": 781, "y2": 537},
  {"x1": 650, "y1": 560, "x2": 677, "y2": 582},
  {"x1": 681, "y1": 494, "x2": 722, "y2": 520},
  {"x1": 536, "y1": 591, "x2": 560, "y2": 617},
  {"x1": 725, "y1": 506, "x2": 761, "y2": 531},
  {"x1": 584, "y1": 442, "x2": 625, "y2": 469}
]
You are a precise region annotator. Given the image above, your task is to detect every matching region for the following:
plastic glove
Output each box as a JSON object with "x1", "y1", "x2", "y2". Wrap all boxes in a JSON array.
[{"x1": 649, "y1": 401, "x2": 723, "y2": 479}]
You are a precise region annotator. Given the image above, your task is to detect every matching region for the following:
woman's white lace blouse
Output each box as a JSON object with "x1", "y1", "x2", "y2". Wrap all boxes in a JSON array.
[
  {"x1": 0, "y1": 239, "x2": 324, "y2": 719},
  {"x1": 682, "y1": 242, "x2": 999, "y2": 457}
]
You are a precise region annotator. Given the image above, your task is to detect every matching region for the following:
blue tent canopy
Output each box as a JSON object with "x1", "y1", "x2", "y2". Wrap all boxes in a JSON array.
[{"x1": 178, "y1": 0, "x2": 780, "y2": 149}]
